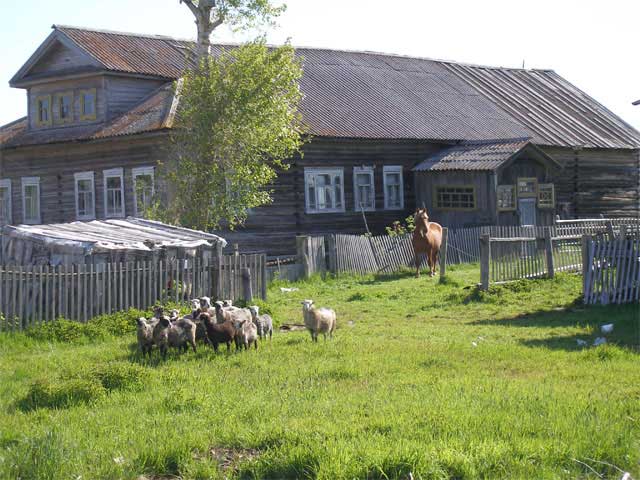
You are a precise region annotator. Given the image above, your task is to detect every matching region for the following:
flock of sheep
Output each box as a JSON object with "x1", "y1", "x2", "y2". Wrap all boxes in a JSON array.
[{"x1": 135, "y1": 297, "x2": 337, "y2": 359}]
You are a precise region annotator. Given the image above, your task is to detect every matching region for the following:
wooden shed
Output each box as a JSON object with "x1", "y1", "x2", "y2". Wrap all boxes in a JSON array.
[
  {"x1": 0, "y1": 217, "x2": 227, "y2": 266},
  {"x1": 413, "y1": 139, "x2": 563, "y2": 227}
]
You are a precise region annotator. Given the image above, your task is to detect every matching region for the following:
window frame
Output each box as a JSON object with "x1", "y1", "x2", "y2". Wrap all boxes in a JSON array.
[
  {"x1": 35, "y1": 94, "x2": 52, "y2": 127},
  {"x1": 497, "y1": 184, "x2": 517, "y2": 212},
  {"x1": 132, "y1": 166, "x2": 155, "y2": 217},
  {"x1": 79, "y1": 88, "x2": 97, "y2": 121},
  {"x1": 433, "y1": 184, "x2": 477, "y2": 211},
  {"x1": 74, "y1": 171, "x2": 96, "y2": 220},
  {"x1": 304, "y1": 167, "x2": 345, "y2": 214},
  {"x1": 0, "y1": 179, "x2": 12, "y2": 225},
  {"x1": 353, "y1": 166, "x2": 375, "y2": 212},
  {"x1": 54, "y1": 91, "x2": 74, "y2": 125},
  {"x1": 103, "y1": 168, "x2": 125, "y2": 218},
  {"x1": 517, "y1": 177, "x2": 538, "y2": 198},
  {"x1": 538, "y1": 183, "x2": 555, "y2": 209},
  {"x1": 383, "y1": 165, "x2": 404, "y2": 210},
  {"x1": 21, "y1": 177, "x2": 41, "y2": 224}
]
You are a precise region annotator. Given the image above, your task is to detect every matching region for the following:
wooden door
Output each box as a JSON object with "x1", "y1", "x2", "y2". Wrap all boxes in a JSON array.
[{"x1": 518, "y1": 198, "x2": 536, "y2": 226}]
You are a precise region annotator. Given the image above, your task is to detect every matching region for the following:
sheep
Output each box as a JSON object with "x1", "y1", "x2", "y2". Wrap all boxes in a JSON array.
[
  {"x1": 222, "y1": 300, "x2": 233, "y2": 307},
  {"x1": 152, "y1": 315, "x2": 172, "y2": 359},
  {"x1": 248, "y1": 306, "x2": 273, "y2": 341},
  {"x1": 136, "y1": 317, "x2": 154, "y2": 357},
  {"x1": 236, "y1": 318, "x2": 258, "y2": 350},
  {"x1": 214, "y1": 301, "x2": 251, "y2": 325},
  {"x1": 301, "y1": 300, "x2": 336, "y2": 342},
  {"x1": 167, "y1": 310, "x2": 197, "y2": 354},
  {"x1": 200, "y1": 312, "x2": 236, "y2": 353}
]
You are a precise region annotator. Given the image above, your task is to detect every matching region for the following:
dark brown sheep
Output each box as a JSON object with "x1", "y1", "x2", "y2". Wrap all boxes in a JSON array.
[{"x1": 200, "y1": 312, "x2": 236, "y2": 353}]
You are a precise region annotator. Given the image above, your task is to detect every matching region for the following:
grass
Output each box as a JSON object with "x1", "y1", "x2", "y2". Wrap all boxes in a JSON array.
[{"x1": 0, "y1": 264, "x2": 638, "y2": 479}]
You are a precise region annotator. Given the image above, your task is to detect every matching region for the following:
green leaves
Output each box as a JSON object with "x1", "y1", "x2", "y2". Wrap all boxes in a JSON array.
[{"x1": 161, "y1": 39, "x2": 305, "y2": 230}]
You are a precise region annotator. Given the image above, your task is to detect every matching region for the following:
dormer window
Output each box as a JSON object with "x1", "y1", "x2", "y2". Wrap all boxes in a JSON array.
[
  {"x1": 54, "y1": 91, "x2": 73, "y2": 124},
  {"x1": 80, "y1": 88, "x2": 97, "y2": 121},
  {"x1": 35, "y1": 95, "x2": 52, "y2": 127}
]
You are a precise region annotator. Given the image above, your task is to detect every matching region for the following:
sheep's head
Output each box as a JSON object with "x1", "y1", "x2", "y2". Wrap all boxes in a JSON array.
[
  {"x1": 222, "y1": 300, "x2": 233, "y2": 307},
  {"x1": 190, "y1": 298, "x2": 201, "y2": 310},
  {"x1": 153, "y1": 305, "x2": 164, "y2": 318},
  {"x1": 199, "y1": 312, "x2": 212, "y2": 325},
  {"x1": 170, "y1": 309, "x2": 180, "y2": 320},
  {"x1": 137, "y1": 317, "x2": 148, "y2": 328},
  {"x1": 200, "y1": 296, "x2": 212, "y2": 308},
  {"x1": 159, "y1": 316, "x2": 171, "y2": 328},
  {"x1": 214, "y1": 301, "x2": 224, "y2": 313},
  {"x1": 248, "y1": 305, "x2": 259, "y2": 317},
  {"x1": 301, "y1": 300, "x2": 314, "y2": 312}
]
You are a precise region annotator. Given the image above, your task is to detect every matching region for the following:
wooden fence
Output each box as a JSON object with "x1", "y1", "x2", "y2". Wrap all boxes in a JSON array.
[
  {"x1": 582, "y1": 235, "x2": 640, "y2": 305},
  {"x1": 0, "y1": 252, "x2": 267, "y2": 331},
  {"x1": 479, "y1": 231, "x2": 584, "y2": 289}
]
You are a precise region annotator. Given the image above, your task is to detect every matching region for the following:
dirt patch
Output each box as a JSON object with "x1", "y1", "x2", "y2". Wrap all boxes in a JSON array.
[{"x1": 208, "y1": 447, "x2": 261, "y2": 471}]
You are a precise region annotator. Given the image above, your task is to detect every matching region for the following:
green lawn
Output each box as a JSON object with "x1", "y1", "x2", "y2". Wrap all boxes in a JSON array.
[{"x1": 0, "y1": 264, "x2": 638, "y2": 479}]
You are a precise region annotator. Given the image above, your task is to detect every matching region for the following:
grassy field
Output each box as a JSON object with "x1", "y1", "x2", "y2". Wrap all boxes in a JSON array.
[{"x1": 0, "y1": 264, "x2": 638, "y2": 479}]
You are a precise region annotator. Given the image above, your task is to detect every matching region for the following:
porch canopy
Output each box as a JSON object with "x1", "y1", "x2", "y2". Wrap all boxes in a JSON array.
[
  {"x1": 413, "y1": 138, "x2": 562, "y2": 173},
  {"x1": 0, "y1": 217, "x2": 227, "y2": 265}
]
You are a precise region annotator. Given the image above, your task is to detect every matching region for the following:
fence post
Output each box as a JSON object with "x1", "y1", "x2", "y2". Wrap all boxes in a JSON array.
[
  {"x1": 605, "y1": 220, "x2": 614, "y2": 240},
  {"x1": 325, "y1": 234, "x2": 337, "y2": 273},
  {"x1": 440, "y1": 227, "x2": 448, "y2": 278},
  {"x1": 581, "y1": 235, "x2": 591, "y2": 303},
  {"x1": 260, "y1": 254, "x2": 267, "y2": 300},
  {"x1": 480, "y1": 234, "x2": 490, "y2": 291},
  {"x1": 241, "y1": 267, "x2": 253, "y2": 302},
  {"x1": 296, "y1": 236, "x2": 311, "y2": 278},
  {"x1": 544, "y1": 227, "x2": 554, "y2": 278},
  {"x1": 214, "y1": 242, "x2": 223, "y2": 301}
]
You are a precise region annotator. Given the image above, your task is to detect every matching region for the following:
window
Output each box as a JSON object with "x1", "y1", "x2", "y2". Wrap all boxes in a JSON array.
[
  {"x1": 54, "y1": 91, "x2": 73, "y2": 124},
  {"x1": 132, "y1": 166, "x2": 155, "y2": 217},
  {"x1": 74, "y1": 172, "x2": 95, "y2": 220},
  {"x1": 304, "y1": 168, "x2": 344, "y2": 213},
  {"x1": 538, "y1": 183, "x2": 555, "y2": 209},
  {"x1": 434, "y1": 185, "x2": 476, "y2": 210},
  {"x1": 0, "y1": 179, "x2": 11, "y2": 225},
  {"x1": 80, "y1": 88, "x2": 97, "y2": 121},
  {"x1": 35, "y1": 95, "x2": 52, "y2": 127},
  {"x1": 517, "y1": 177, "x2": 538, "y2": 198},
  {"x1": 383, "y1": 166, "x2": 404, "y2": 210},
  {"x1": 353, "y1": 166, "x2": 375, "y2": 211},
  {"x1": 497, "y1": 185, "x2": 516, "y2": 211},
  {"x1": 103, "y1": 168, "x2": 125, "y2": 218},
  {"x1": 21, "y1": 177, "x2": 40, "y2": 224}
]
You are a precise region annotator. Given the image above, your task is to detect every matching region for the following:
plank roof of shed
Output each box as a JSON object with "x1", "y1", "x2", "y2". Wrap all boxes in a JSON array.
[
  {"x1": 4, "y1": 25, "x2": 639, "y2": 149},
  {"x1": 413, "y1": 138, "x2": 560, "y2": 172},
  {"x1": 1, "y1": 217, "x2": 226, "y2": 255}
]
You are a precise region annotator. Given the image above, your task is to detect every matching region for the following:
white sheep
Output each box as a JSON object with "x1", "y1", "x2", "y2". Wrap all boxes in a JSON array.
[
  {"x1": 136, "y1": 317, "x2": 154, "y2": 357},
  {"x1": 237, "y1": 317, "x2": 258, "y2": 350},
  {"x1": 248, "y1": 305, "x2": 273, "y2": 341},
  {"x1": 301, "y1": 300, "x2": 336, "y2": 342}
]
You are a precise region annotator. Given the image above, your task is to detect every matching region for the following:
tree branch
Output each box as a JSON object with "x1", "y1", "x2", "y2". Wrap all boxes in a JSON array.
[{"x1": 180, "y1": 0, "x2": 199, "y2": 17}]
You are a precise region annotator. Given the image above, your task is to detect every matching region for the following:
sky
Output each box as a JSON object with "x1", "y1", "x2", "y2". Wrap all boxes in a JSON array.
[{"x1": 0, "y1": 0, "x2": 638, "y2": 130}]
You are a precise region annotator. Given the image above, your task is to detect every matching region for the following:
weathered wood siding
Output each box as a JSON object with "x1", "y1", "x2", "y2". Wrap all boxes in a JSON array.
[
  {"x1": 0, "y1": 135, "x2": 163, "y2": 224},
  {"x1": 539, "y1": 146, "x2": 639, "y2": 218},
  {"x1": 104, "y1": 76, "x2": 166, "y2": 120},
  {"x1": 29, "y1": 40, "x2": 94, "y2": 75},
  {"x1": 222, "y1": 138, "x2": 444, "y2": 255}
]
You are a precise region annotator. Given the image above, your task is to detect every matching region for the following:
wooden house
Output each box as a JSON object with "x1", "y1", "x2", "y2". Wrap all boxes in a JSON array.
[{"x1": 1, "y1": 26, "x2": 639, "y2": 256}]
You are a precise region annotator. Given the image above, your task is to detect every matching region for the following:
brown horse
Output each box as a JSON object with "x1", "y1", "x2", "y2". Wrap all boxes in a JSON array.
[{"x1": 412, "y1": 208, "x2": 443, "y2": 277}]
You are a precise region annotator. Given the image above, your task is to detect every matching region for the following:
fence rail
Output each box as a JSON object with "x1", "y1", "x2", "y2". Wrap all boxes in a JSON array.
[
  {"x1": 582, "y1": 235, "x2": 640, "y2": 305},
  {"x1": 0, "y1": 252, "x2": 266, "y2": 331}
]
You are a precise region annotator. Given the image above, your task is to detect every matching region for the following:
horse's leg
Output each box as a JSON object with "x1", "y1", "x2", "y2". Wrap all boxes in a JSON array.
[
  {"x1": 430, "y1": 249, "x2": 437, "y2": 276},
  {"x1": 415, "y1": 253, "x2": 421, "y2": 278}
]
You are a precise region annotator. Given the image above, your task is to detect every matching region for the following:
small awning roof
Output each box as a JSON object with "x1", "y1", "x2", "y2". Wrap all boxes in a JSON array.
[
  {"x1": 413, "y1": 138, "x2": 562, "y2": 172},
  {"x1": 1, "y1": 217, "x2": 227, "y2": 255}
]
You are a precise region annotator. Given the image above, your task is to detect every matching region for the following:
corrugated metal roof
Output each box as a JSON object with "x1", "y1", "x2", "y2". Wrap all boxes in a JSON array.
[
  {"x1": 5, "y1": 26, "x2": 640, "y2": 149},
  {"x1": 441, "y1": 63, "x2": 640, "y2": 149},
  {"x1": 1, "y1": 217, "x2": 226, "y2": 255},
  {"x1": 413, "y1": 138, "x2": 535, "y2": 171},
  {"x1": 0, "y1": 84, "x2": 175, "y2": 148}
]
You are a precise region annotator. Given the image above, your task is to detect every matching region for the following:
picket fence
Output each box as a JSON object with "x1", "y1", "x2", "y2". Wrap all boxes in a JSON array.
[
  {"x1": 582, "y1": 235, "x2": 640, "y2": 305},
  {"x1": 0, "y1": 252, "x2": 267, "y2": 331}
]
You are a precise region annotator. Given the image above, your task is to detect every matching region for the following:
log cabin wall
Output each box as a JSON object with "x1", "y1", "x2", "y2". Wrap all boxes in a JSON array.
[
  {"x1": 221, "y1": 137, "x2": 446, "y2": 256},
  {"x1": 540, "y1": 146, "x2": 640, "y2": 218},
  {"x1": 0, "y1": 134, "x2": 165, "y2": 224}
]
